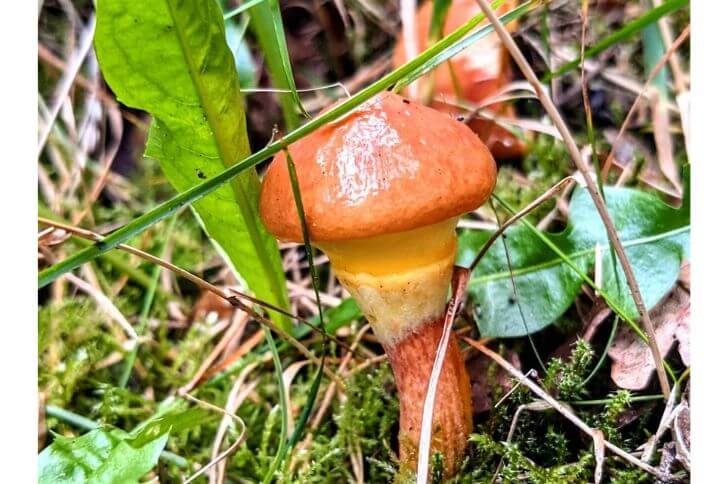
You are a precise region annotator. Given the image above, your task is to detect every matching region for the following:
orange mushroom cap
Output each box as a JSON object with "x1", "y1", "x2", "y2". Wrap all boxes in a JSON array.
[{"x1": 259, "y1": 91, "x2": 497, "y2": 243}]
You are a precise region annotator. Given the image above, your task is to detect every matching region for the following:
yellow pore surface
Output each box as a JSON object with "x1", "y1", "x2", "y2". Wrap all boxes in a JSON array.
[{"x1": 318, "y1": 218, "x2": 457, "y2": 346}]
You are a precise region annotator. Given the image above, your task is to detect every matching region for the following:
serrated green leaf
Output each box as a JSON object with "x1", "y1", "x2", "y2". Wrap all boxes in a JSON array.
[
  {"x1": 458, "y1": 186, "x2": 690, "y2": 338},
  {"x1": 94, "y1": 0, "x2": 290, "y2": 330}
]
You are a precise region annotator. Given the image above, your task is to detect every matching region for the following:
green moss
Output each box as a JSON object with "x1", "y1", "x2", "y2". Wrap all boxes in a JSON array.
[
  {"x1": 544, "y1": 339, "x2": 595, "y2": 400},
  {"x1": 296, "y1": 364, "x2": 399, "y2": 483},
  {"x1": 494, "y1": 135, "x2": 572, "y2": 224}
]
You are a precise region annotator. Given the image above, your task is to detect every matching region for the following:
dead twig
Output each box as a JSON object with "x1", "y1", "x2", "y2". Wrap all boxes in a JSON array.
[
  {"x1": 469, "y1": 176, "x2": 575, "y2": 271},
  {"x1": 416, "y1": 267, "x2": 470, "y2": 484},
  {"x1": 473, "y1": 0, "x2": 672, "y2": 399},
  {"x1": 462, "y1": 337, "x2": 674, "y2": 481},
  {"x1": 37, "y1": 218, "x2": 344, "y2": 387},
  {"x1": 179, "y1": 393, "x2": 247, "y2": 484}
]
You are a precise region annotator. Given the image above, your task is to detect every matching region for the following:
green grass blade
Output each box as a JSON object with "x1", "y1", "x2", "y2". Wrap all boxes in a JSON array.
[
  {"x1": 93, "y1": 0, "x2": 291, "y2": 331},
  {"x1": 428, "y1": 0, "x2": 453, "y2": 42},
  {"x1": 223, "y1": 0, "x2": 266, "y2": 20},
  {"x1": 284, "y1": 150, "x2": 324, "y2": 322},
  {"x1": 286, "y1": 362, "x2": 323, "y2": 451},
  {"x1": 642, "y1": 20, "x2": 670, "y2": 97},
  {"x1": 262, "y1": 326, "x2": 288, "y2": 484},
  {"x1": 282, "y1": 148, "x2": 327, "y2": 458},
  {"x1": 37, "y1": 205, "x2": 167, "y2": 298},
  {"x1": 39, "y1": 4, "x2": 510, "y2": 289},
  {"x1": 250, "y1": 0, "x2": 307, "y2": 131},
  {"x1": 544, "y1": 0, "x2": 689, "y2": 81},
  {"x1": 118, "y1": 213, "x2": 178, "y2": 388},
  {"x1": 395, "y1": 0, "x2": 533, "y2": 91}
]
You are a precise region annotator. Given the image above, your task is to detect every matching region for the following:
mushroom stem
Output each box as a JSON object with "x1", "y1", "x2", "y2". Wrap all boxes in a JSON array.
[
  {"x1": 318, "y1": 218, "x2": 472, "y2": 475},
  {"x1": 386, "y1": 314, "x2": 472, "y2": 475}
]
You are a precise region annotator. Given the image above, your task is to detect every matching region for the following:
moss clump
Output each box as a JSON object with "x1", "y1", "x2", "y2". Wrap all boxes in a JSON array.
[
  {"x1": 39, "y1": 301, "x2": 120, "y2": 409},
  {"x1": 297, "y1": 364, "x2": 399, "y2": 483},
  {"x1": 457, "y1": 433, "x2": 593, "y2": 483},
  {"x1": 544, "y1": 339, "x2": 595, "y2": 400}
]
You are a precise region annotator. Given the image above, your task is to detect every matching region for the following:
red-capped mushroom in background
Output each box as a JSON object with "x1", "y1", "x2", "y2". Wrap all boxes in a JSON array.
[
  {"x1": 392, "y1": 0, "x2": 527, "y2": 160},
  {"x1": 260, "y1": 91, "x2": 497, "y2": 476}
]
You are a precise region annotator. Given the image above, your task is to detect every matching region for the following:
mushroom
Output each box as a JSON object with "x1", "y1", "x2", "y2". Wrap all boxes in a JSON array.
[
  {"x1": 259, "y1": 91, "x2": 497, "y2": 476},
  {"x1": 392, "y1": 0, "x2": 527, "y2": 160}
]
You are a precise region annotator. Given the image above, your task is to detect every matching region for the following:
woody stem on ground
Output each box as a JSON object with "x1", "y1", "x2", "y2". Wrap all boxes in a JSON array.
[{"x1": 473, "y1": 0, "x2": 671, "y2": 398}]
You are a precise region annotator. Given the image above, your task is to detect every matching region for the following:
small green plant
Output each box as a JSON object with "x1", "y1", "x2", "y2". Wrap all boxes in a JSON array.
[{"x1": 544, "y1": 339, "x2": 595, "y2": 400}]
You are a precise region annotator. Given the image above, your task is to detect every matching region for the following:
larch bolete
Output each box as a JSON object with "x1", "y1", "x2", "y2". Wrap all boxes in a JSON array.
[{"x1": 259, "y1": 91, "x2": 497, "y2": 475}]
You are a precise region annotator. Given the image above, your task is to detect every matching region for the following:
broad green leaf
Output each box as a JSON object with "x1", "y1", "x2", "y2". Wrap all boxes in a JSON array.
[
  {"x1": 458, "y1": 186, "x2": 690, "y2": 338},
  {"x1": 40, "y1": 404, "x2": 209, "y2": 481},
  {"x1": 39, "y1": 427, "x2": 169, "y2": 484},
  {"x1": 94, "y1": 0, "x2": 291, "y2": 330}
]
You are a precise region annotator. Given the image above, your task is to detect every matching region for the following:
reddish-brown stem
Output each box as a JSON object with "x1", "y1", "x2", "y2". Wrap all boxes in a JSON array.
[{"x1": 385, "y1": 315, "x2": 472, "y2": 476}]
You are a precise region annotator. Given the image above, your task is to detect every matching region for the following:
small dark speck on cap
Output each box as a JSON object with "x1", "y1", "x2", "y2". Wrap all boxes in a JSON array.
[{"x1": 402, "y1": 99, "x2": 410, "y2": 104}]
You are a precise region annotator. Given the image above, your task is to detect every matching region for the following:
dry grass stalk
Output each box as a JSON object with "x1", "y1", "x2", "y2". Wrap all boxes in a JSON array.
[
  {"x1": 37, "y1": 217, "x2": 343, "y2": 386},
  {"x1": 473, "y1": 0, "x2": 673, "y2": 399},
  {"x1": 462, "y1": 337, "x2": 674, "y2": 481},
  {"x1": 605, "y1": 25, "x2": 691, "y2": 182}
]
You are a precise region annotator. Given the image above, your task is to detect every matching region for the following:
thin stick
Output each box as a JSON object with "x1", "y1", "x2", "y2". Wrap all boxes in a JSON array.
[
  {"x1": 461, "y1": 337, "x2": 673, "y2": 481},
  {"x1": 469, "y1": 177, "x2": 575, "y2": 270},
  {"x1": 37, "y1": 218, "x2": 343, "y2": 386},
  {"x1": 473, "y1": 0, "x2": 671, "y2": 398},
  {"x1": 416, "y1": 267, "x2": 470, "y2": 483},
  {"x1": 179, "y1": 393, "x2": 247, "y2": 484}
]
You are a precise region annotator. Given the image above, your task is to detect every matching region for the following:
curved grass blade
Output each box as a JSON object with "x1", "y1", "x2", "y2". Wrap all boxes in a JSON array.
[
  {"x1": 544, "y1": 0, "x2": 689, "y2": 81},
  {"x1": 277, "y1": 150, "x2": 327, "y2": 460},
  {"x1": 39, "y1": 5, "x2": 505, "y2": 289}
]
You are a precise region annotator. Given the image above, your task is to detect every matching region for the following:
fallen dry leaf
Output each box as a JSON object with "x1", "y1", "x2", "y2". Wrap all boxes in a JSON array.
[
  {"x1": 608, "y1": 287, "x2": 690, "y2": 390},
  {"x1": 467, "y1": 347, "x2": 521, "y2": 413},
  {"x1": 191, "y1": 289, "x2": 235, "y2": 324}
]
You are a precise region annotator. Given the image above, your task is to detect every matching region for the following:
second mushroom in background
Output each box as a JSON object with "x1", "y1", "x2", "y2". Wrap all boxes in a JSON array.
[{"x1": 393, "y1": 0, "x2": 527, "y2": 160}]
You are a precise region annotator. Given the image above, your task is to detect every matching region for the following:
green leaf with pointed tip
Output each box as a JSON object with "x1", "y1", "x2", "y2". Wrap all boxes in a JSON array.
[
  {"x1": 457, "y1": 186, "x2": 690, "y2": 338},
  {"x1": 95, "y1": 0, "x2": 290, "y2": 331}
]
